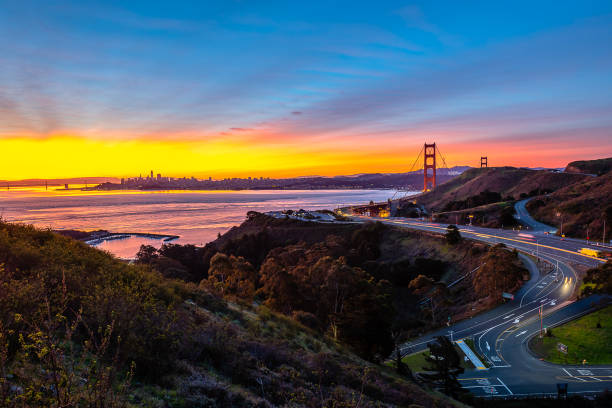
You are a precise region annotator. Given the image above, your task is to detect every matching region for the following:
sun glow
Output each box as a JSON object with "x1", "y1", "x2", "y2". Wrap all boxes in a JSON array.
[{"x1": 0, "y1": 135, "x2": 420, "y2": 180}]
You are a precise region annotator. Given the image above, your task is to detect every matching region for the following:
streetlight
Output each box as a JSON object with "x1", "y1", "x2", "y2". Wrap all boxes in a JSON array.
[
  {"x1": 586, "y1": 227, "x2": 589, "y2": 244},
  {"x1": 556, "y1": 211, "x2": 564, "y2": 237}
]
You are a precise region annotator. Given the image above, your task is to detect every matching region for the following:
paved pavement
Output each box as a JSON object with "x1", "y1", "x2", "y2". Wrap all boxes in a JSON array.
[
  {"x1": 514, "y1": 198, "x2": 612, "y2": 250},
  {"x1": 349, "y1": 214, "x2": 610, "y2": 397},
  {"x1": 514, "y1": 198, "x2": 557, "y2": 233}
]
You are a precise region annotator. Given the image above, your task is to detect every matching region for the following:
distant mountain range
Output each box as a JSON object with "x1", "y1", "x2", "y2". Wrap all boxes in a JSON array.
[
  {"x1": 1, "y1": 167, "x2": 473, "y2": 189},
  {"x1": 0, "y1": 177, "x2": 120, "y2": 187}
]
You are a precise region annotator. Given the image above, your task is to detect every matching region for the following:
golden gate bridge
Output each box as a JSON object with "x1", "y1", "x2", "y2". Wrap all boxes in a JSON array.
[{"x1": 344, "y1": 142, "x2": 487, "y2": 217}]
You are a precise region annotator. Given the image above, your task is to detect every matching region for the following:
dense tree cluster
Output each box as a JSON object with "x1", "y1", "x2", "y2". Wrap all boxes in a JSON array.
[
  {"x1": 199, "y1": 237, "x2": 395, "y2": 361},
  {"x1": 472, "y1": 244, "x2": 526, "y2": 302}
]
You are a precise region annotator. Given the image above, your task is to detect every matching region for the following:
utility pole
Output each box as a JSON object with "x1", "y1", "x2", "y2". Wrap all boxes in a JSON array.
[{"x1": 539, "y1": 305, "x2": 543, "y2": 338}]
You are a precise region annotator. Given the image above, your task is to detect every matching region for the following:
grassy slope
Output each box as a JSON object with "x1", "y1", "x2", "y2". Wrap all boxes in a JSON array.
[
  {"x1": 565, "y1": 157, "x2": 612, "y2": 176},
  {"x1": 529, "y1": 306, "x2": 612, "y2": 365},
  {"x1": 433, "y1": 201, "x2": 515, "y2": 228},
  {"x1": 412, "y1": 167, "x2": 588, "y2": 211},
  {"x1": 526, "y1": 171, "x2": 612, "y2": 240},
  {"x1": 398, "y1": 348, "x2": 474, "y2": 373},
  {"x1": 0, "y1": 221, "x2": 464, "y2": 408}
]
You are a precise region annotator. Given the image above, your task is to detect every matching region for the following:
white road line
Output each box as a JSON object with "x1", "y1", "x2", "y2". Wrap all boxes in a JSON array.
[
  {"x1": 561, "y1": 368, "x2": 587, "y2": 382},
  {"x1": 400, "y1": 246, "x2": 577, "y2": 357},
  {"x1": 497, "y1": 377, "x2": 513, "y2": 395},
  {"x1": 515, "y1": 330, "x2": 527, "y2": 337}
]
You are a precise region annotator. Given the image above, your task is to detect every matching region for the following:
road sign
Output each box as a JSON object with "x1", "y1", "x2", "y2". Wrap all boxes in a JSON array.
[{"x1": 557, "y1": 343, "x2": 568, "y2": 354}]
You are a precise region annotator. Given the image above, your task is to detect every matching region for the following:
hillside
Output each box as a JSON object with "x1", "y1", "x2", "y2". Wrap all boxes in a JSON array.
[
  {"x1": 526, "y1": 170, "x2": 612, "y2": 240},
  {"x1": 140, "y1": 213, "x2": 527, "y2": 339},
  {"x1": 565, "y1": 157, "x2": 612, "y2": 176},
  {"x1": 411, "y1": 167, "x2": 589, "y2": 211},
  {"x1": 0, "y1": 220, "x2": 470, "y2": 407}
]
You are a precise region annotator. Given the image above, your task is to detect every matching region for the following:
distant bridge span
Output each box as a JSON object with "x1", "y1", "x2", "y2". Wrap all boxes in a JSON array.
[{"x1": 338, "y1": 142, "x2": 448, "y2": 216}]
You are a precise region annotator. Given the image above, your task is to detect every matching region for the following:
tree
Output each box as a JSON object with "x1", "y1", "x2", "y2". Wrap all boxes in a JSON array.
[
  {"x1": 499, "y1": 205, "x2": 517, "y2": 227},
  {"x1": 257, "y1": 257, "x2": 302, "y2": 314},
  {"x1": 445, "y1": 225, "x2": 461, "y2": 245},
  {"x1": 203, "y1": 253, "x2": 257, "y2": 299},
  {"x1": 135, "y1": 245, "x2": 158, "y2": 263},
  {"x1": 581, "y1": 261, "x2": 612, "y2": 296},
  {"x1": 408, "y1": 275, "x2": 448, "y2": 325},
  {"x1": 420, "y1": 336, "x2": 464, "y2": 397}
]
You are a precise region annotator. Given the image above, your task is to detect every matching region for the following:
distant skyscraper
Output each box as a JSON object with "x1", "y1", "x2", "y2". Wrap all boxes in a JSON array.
[
  {"x1": 157, "y1": 173, "x2": 161, "y2": 181},
  {"x1": 150, "y1": 170, "x2": 154, "y2": 179}
]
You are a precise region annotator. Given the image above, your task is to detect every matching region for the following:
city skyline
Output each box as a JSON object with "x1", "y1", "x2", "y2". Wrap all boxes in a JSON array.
[{"x1": 1, "y1": 1, "x2": 612, "y2": 179}]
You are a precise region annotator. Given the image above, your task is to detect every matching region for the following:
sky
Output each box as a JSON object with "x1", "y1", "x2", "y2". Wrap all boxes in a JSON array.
[{"x1": 1, "y1": 0, "x2": 612, "y2": 179}]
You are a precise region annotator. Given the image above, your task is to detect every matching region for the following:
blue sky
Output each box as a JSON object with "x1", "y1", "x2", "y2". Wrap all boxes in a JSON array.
[{"x1": 1, "y1": 1, "x2": 611, "y2": 177}]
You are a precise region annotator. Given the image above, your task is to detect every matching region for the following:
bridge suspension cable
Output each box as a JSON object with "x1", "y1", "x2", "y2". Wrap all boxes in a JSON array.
[
  {"x1": 391, "y1": 145, "x2": 425, "y2": 201},
  {"x1": 435, "y1": 145, "x2": 450, "y2": 171}
]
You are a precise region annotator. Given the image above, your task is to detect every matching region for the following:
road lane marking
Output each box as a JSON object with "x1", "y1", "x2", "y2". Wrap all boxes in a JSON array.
[
  {"x1": 373, "y1": 218, "x2": 606, "y2": 263},
  {"x1": 562, "y1": 368, "x2": 587, "y2": 382},
  {"x1": 497, "y1": 377, "x2": 513, "y2": 395},
  {"x1": 503, "y1": 314, "x2": 514, "y2": 319},
  {"x1": 400, "y1": 253, "x2": 577, "y2": 359},
  {"x1": 515, "y1": 330, "x2": 527, "y2": 337}
]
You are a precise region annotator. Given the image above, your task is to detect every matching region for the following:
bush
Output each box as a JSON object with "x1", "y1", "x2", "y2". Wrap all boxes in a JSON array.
[{"x1": 445, "y1": 225, "x2": 461, "y2": 244}]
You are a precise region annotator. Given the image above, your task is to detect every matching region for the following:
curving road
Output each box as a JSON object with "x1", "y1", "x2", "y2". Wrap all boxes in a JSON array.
[
  {"x1": 347, "y1": 212, "x2": 610, "y2": 397},
  {"x1": 514, "y1": 198, "x2": 558, "y2": 233}
]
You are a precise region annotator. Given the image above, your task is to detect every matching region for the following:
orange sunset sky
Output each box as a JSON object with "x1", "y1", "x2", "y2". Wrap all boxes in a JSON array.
[{"x1": 1, "y1": 1, "x2": 611, "y2": 180}]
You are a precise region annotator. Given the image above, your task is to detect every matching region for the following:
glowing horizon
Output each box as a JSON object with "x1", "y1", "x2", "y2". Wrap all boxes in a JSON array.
[
  {"x1": 1, "y1": 1, "x2": 611, "y2": 180},
  {"x1": 2, "y1": 133, "x2": 607, "y2": 181}
]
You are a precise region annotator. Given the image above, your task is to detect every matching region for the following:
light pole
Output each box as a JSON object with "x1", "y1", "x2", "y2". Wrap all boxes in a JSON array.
[{"x1": 587, "y1": 227, "x2": 589, "y2": 244}]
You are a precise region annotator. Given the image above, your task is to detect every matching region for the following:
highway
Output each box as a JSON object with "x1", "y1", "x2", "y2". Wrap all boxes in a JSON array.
[{"x1": 347, "y1": 210, "x2": 610, "y2": 397}]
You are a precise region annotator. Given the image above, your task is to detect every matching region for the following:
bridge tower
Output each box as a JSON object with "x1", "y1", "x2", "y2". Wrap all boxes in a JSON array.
[
  {"x1": 481, "y1": 156, "x2": 488, "y2": 168},
  {"x1": 423, "y1": 143, "x2": 436, "y2": 191}
]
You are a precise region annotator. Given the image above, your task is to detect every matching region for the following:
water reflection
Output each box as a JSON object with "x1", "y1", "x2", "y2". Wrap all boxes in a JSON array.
[{"x1": 2, "y1": 189, "x2": 418, "y2": 258}]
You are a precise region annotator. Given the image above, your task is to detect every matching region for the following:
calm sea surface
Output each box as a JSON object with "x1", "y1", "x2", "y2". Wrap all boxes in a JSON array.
[{"x1": 0, "y1": 187, "x2": 415, "y2": 258}]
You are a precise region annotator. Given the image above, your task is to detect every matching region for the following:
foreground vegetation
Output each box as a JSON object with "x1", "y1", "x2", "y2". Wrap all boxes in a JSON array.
[
  {"x1": 0, "y1": 220, "x2": 468, "y2": 407},
  {"x1": 529, "y1": 306, "x2": 612, "y2": 365}
]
